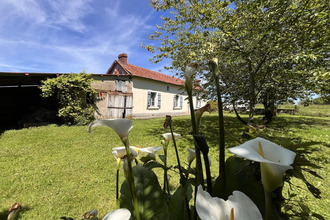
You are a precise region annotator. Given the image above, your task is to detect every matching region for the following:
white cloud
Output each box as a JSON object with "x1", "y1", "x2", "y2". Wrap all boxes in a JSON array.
[{"x1": 0, "y1": 0, "x2": 171, "y2": 75}]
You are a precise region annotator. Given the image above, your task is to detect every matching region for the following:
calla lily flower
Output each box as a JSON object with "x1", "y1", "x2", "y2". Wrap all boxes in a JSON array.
[
  {"x1": 184, "y1": 63, "x2": 198, "y2": 93},
  {"x1": 88, "y1": 119, "x2": 133, "y2": 144},
  {"x1": 228, "y1": 137, "x2": 296, "y2": 192},
  {"x1": 102, "y1": 208, "x2": 131, "y2": 220},
  {"x1": 187, "y1": 148, "x2": 212, "y2": 166},
  {"x1": 196, "y1": 185, "x2": 262, "y2": 220},
  {"x1": 162, "y1": 132, "x2": 181, "y2": 144},
  {"x1": 112, "y1": 146, "x2": 139, "y2": 161},
  {"x1": 139, "y1": 146, "x2": 162, "y2": 158}
]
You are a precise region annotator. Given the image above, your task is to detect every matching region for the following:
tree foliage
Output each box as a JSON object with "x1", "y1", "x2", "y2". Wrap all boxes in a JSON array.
[
  {"x1": 146, "y1": 0, "x2": 329, "y2": 124},
  {"x1": 41, "y1": 72, "x2": 97, "y2": 125}
]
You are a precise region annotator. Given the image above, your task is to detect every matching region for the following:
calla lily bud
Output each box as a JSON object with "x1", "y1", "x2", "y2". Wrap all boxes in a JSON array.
[
  {"x1": 187, "y1": 148, "x2": 196, "y2": 165},
  {"x1": 209, "y1": 58, "x2": 219, "y2": 77},
  {"x1": 188, "y1": 148, "x2": 211, "y2": 166},
  {"x1": 184, "y1": 63, "x2": 198, "y2": 93}
]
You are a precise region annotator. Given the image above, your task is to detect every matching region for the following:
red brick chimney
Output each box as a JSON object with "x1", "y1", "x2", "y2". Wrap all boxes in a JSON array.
[{"x1": 118, "y1": 53, "x2": 128, "y2": 65}]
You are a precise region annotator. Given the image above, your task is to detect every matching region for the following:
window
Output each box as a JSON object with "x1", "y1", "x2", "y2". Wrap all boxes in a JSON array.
[
  {"x1": 166, "y1": 86, "x2": 170, "y2": 91},
  {"x1": 196, "y1": 93, "x2": 202, "y2": 108},
  {"x1": 147, "y1": 91, "x2": 161, "y2": 109},
  {"x1": 173, "y1": 95, "x2": 183, "y2": 109},
  {"x1": 115, "y1": 80, "x2": 127, "y2": 93}
]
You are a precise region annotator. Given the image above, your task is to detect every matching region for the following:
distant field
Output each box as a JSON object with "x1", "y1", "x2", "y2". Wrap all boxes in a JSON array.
[
  {"x1": 0, "y1": 110, "x2": 329, "y2": 219},
  {"x1": 254, "y1": 104, "x2": 329, "y2": 117}
]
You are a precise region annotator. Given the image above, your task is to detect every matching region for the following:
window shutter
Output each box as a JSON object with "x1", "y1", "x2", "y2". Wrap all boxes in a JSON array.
[
  {"x1": 173, "y1": 95, "x2": 176, "y2": 108},
  {"x1": 157, "y1": 93, "x2": 161, "y2": 108},
  {"x1": 115, "y1": 80, "x2": 120, "y2": 91},
  {"x1": 122, "y1": 81, "x2": 127, "y2": 93},
  {"x1": 147, "y1": 91, "x2": 151, "y2": 107},
  {"x1": 180, "y1": 96, "x2": 183, "y2": 108}
]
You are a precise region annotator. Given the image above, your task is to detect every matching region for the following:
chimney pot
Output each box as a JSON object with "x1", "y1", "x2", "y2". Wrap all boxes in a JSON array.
[{"x1": 118, "y1": 53, "x2": 128, "y2": 65}]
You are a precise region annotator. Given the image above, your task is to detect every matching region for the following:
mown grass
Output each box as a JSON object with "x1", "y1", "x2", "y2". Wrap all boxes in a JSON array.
[{"x1": 0, "y1": 109, "x2": 329, "y2": 219}]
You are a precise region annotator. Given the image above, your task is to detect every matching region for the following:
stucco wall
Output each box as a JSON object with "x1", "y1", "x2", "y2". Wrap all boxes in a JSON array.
[{"x1": 132, "y1": 77, "x2": 206, "y2": 118}]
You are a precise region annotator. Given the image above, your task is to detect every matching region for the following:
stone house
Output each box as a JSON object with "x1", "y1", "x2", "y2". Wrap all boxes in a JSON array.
[{"x1": 92, "y1": 53, "x2": 206, "y2": 119}]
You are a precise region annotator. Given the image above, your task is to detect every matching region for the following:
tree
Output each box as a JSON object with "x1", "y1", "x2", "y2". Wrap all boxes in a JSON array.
[
  {"x1": 41, "y1": 72, "x2": 97, "y2": 125},
  {"x1": 146, "y1": 0, "x2": 329, "y2": 125}
]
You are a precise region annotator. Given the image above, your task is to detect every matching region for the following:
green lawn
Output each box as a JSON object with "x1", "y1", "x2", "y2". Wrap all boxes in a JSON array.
[{"x1": 0, "y1": 111, "x2": 329, "y2": 219}]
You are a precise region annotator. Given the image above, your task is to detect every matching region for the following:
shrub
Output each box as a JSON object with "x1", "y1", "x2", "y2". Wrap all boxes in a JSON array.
[{"x1": 41, "y1": 72, "x2": 97, "y2": 125}]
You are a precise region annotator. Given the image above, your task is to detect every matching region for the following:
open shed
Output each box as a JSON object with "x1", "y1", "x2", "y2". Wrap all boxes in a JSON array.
[{"x1": 0, "y1": 72, "x2": 61, "y2": 130}]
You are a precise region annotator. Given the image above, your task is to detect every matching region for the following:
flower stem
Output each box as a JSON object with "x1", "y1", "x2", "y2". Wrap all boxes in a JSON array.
[
  {"x1": 116, "y1": 168, "x2": 119, "y2": 209},
  {"x1": 163, "y1": 146, "x2": 170, "y2": 195},
  {"x1": 213, "y1": 63, "x2": 225, "y2": 176},
  {"x1": 187, "y1": 90, "x2": 204, "y2": 186},
  {"x1": 264, "y1": 190, "x2": 282, "y2": 220},
  {"x1": 168, "y1": 118, "x2": 191, "y2": 220},
  {"x1": 124, "y1": 140, "x2": 141, "y2": 220}
]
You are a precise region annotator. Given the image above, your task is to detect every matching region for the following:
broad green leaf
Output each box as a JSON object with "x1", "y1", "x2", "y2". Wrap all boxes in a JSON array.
[
  {"x1": 120, "y1": 165, "x2": 168, "y2": 220},
  {"x1": 168, "y1": 185, "x2": 193, "y2": 220},
  {"x1": 213, "y1": 156, "x2": 265, "y2": 216}
]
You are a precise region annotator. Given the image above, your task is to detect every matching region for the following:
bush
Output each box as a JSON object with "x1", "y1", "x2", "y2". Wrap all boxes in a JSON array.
[{"x1": 41, "y1": 72, "x2": 97, "y2": 125}]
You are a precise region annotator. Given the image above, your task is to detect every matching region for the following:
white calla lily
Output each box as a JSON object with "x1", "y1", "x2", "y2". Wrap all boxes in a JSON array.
[
  {"x1": 162, "y1": 132, "x2": 181, "y2": 143},
  {"x1": 187, "y1": 148, "x2": 212, "y2": 166},
  {"x1": 196, "y1": 185, "x2": 262, "y2": 220},
  {"x1": 112, "y1": 146, "x2": 139, "y2": 160},
  {"x1": 88, "y1": 119, "x2": 133, "y2": 144},
  {"x1": 139, "y1": 146, "x2": 162, "y2": 158},
  {"x1": 228, "y1": 137, "x2": 296, "y2": 191},
  {"x1": 102, "y1": 208, "x2": 131, "y2": 220}
]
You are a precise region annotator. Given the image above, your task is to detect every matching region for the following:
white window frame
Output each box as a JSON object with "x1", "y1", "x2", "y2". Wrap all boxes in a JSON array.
[
  {"x1": 196, "y1": 94, "x2": 202, "y2": 108},
  {"x1": 147, "y1": 91, "x2": 161, "y2": 110},
  {"x1": 173, "y1": 94, "x2": 183, "y2": 110}
]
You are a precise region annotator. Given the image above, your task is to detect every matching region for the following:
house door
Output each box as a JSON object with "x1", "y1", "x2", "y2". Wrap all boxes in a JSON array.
[{"x1": 107, "y1": 94, "x2": 133, "y2": 118}]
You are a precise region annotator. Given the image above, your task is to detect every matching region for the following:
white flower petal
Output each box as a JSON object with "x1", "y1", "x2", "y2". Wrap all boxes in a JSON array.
[
  {"x1": 196, "y1": 186, "x2": 262, "y2": 220},
  {"x1": 229, "y1": 137, "x2": 296, "y2": 191},
  {"x1": 162, "y1": 133, "x2": 181, "y2": 142},
  {"x1": 228, "y1": 137, "x2": 296, "y2": 168},
  {"x1": 88, "y1": 119, "x2": 133, "y2": 141},
  {"x1": 226, "y1": 191, "x2": 263, "y2": 220},
  {"x1": 102, "y1": 208, "x2": 131, "y2": 220},
  {"x1": 138, "y1": 146, "x2": 162, "y2": 154},
  {"x1": 196, "y1": 185, "x2": 226, "y2": 220},
  {"x1": 112, "y1": 146, "x2": 138, "y2": 159}
]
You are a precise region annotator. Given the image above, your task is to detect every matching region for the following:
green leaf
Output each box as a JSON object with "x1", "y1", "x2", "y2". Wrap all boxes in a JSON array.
[
  {"x1": 213, "y1": 156, "x2": 265, "y2": 216},
  {"x1": 168, "y1": 185, "x2": 193, "y2": 220},
  {"x1": 158, "y1": 155, "x2": 166, "y2": 164},
  {"x1": 120, "y1": 165, "x2": 168, "y2": 220},
  {"x1": 143, "y1": 160, "x2": 165, "y2": 170}
]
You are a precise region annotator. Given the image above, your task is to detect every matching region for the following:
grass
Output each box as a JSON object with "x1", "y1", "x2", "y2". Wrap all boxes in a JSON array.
[{"x1": 0, "y1": 108, "x2": 329, "y2": 219}]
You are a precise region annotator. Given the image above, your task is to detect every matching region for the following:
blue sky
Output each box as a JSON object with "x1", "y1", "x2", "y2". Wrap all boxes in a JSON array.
[{"x1": 0, "y1": 0, "x2": 171, "y2": 75}]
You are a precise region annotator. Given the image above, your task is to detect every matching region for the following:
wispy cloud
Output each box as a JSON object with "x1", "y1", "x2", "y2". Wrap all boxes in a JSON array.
[{"x1": 0, "y1": 0, "x2": 170, "y2": 75}]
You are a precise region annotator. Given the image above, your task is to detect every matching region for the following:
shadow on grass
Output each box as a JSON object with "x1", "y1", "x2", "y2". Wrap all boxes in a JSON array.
[{"x1": 145, "y1": 113, "x2": 330, "y2": 150}]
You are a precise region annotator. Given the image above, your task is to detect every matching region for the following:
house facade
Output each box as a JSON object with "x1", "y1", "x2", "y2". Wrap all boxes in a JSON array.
[
  {"x1": 0, "y1": 54, "x2": 206, "y2": 127},
  {"x1": 93, "y1": 53, "x2": 206, "y2": 119}
]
